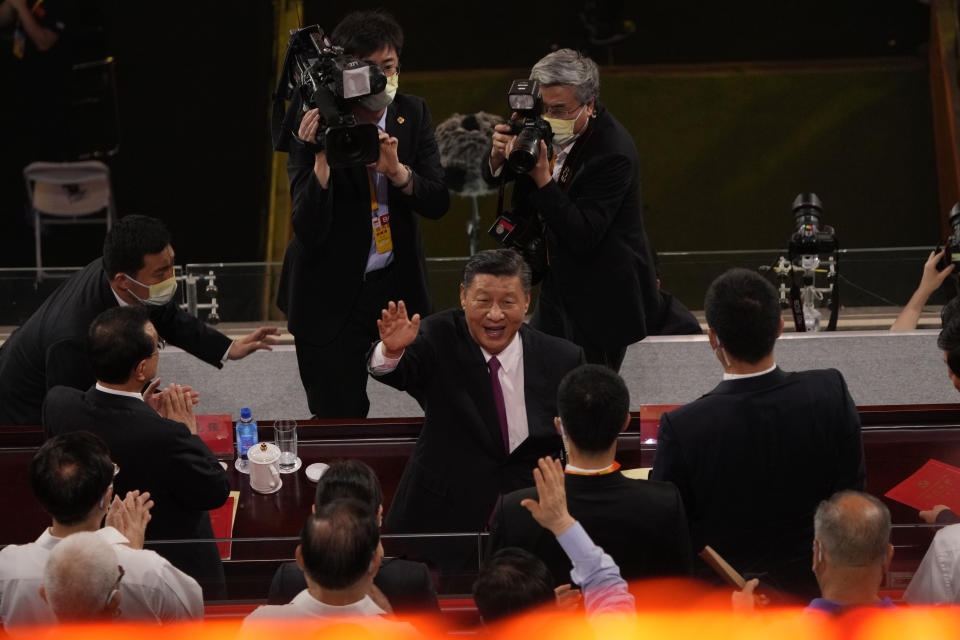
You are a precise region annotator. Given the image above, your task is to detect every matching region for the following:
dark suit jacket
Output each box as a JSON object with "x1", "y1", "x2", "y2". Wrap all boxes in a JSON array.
[
  {"x1": 267, "y1": 557, "x2": 440, "y2": 614},
  {"x1": 277, "y1": 93, "x2": 450, "y2": 344},
  {"x1": 490, "y1": 471, "x2": 694, "y2": 586},
  {"x1": 650, "y1": 367, "x2": 866, "y2": 598},
  {"x1": 375, "y1": 310, "x2": 585, "y2": 534},
  {"x1": 42, "y1": 386, "x2": 231, "y2": 583},
  {"x1": 485, "y1": 103, "x2": 659, "y2": 349},
  {"x1": 0, "y1": 258, "x2": 232, "y2": 426}
]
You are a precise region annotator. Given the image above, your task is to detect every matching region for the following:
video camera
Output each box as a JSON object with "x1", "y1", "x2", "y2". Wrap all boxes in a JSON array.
[
  {"x1": 765, "y1": 193, "x2": 840, "y2": 332},
  {"x1": 504, "y1": 79, "x2": 554, "y2": 174},
  {"x1": 272, "y1": 25, "x2": 386, "y2": 168},
  {"x1": 939, "y1": 203, "x2": 960, "y2": 272}
]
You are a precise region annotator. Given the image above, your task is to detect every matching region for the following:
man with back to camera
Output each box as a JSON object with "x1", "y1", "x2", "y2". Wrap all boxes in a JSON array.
[
  {"x1": 267, "y1": 459, "x2": 439, "y2": 614},
  {"x1": 368, "y1": 248, "x2": 584, "y2": 537},
  {"x1": 651, "y1": 268, "x2": 865, "y2": 600},
  {"x1": 0, "y1": 431, "x2": 202, "y2": 630},
  {"x1": 0, "y1": 214, "x2": 279, "y2": 426},
  {"x1": 241, "y1": 499, "x2": 416, "y2": 635},
  {"x1": 277, "y1": 9, "x2": 449, "y2": 419},
  {"x1": 43, "y1": 305, "x2": 230, "y2": 596},
  {"x1": 489, "y1": 364, "x2": 693, "y2": 585},
  {"x1": 486, "y1": 48, "x2": 659, "y2": 371}
]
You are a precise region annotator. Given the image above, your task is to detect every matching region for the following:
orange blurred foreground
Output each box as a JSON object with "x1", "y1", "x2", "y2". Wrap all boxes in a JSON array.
[{"x1": 9, "y1": 607, "x2": 960, "y2": 640}]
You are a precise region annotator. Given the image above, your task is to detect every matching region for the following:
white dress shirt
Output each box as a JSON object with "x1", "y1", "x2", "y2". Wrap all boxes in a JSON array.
[
  {"x1": 904, "y1": 524, "x2": 960, "y2": 604},
  {"x1": 722, "y1": 363, "x2": 777, "y2": 381},
  {"x1": 0, "y1": 526, "x2": 203, "y2": 630},
  {"x1": 95, "y1": 382, "x2": 145, "y2": 400},
  {"x1": 368, "y1": 332, "x2": 530, "y2": 452}
]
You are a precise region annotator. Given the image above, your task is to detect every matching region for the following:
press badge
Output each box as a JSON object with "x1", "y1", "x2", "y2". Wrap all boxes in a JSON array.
[
  {"x1": 373, "y1": 213, "x2": 393, "y2": 253},
  {"x1": 12, "y1": 28, "x2": 25, "y2": 59}
]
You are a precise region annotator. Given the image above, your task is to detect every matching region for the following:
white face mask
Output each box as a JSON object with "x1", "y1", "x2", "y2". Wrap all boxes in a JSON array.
[
  {"x1": 359, "y1": 73, "x2": 399, "y2": 112},
  {"x1": 124, "y1": 273, "x2": 178, "y2": 306},
  {"x1": 544, "y1": 104, "x2": 587, "y2": 147}
]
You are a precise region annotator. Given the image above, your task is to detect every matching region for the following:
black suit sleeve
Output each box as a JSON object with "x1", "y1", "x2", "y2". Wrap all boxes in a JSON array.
[
  {"x1": 165, "y1": 424, "x2": 231, "y2": 511},
  {"x1": 369, "y1": 324, "x2": 439, "y2": 399},
  {"x1": 267, "y1": 561, "x2": 307, "y2": 605},
  {"x1": 149, "y1": 302, "x2": 232, "y2": 368},
  {"x1": 831, "y1": 370, "x2": 866, "y2": 492},
  {"x1": 391, "y1": 99, "x2": 449, "y2": 221},
  {"x1": 650, "y1": 413, "x2": 693, "y2": 517},
  {"x1": 531, "y1": 151, "x2": 635, "y2": 253},
  {"x1": 666, "y1": 483, "x2": 696, "y2": 575},
  {"x1": 287, "y1": 142, "x2": 336, "y2": 252},
  {"x1": 44, "y1": 338, "x2": 95, "y2": 392}
]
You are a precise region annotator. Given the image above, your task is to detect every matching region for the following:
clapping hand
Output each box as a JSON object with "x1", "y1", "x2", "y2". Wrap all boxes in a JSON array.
[
  {"x1": 106, "y1": 490, "x2": 154, "y2": 550},
  {"x1": 377, "y1": 300, "x2": 420, "y2": 359},
  {"x1": 157, "y1": 383, "x2": 198, "y2": 434}
]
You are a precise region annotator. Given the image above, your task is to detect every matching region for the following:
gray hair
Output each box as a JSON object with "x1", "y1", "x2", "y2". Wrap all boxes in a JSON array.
[
  {"x1": 530, "y1": 49, "x2": 600, "y2": 104},
  {"x1": 43, "y1": 532, "x2": 119, "y2": 621},
  {"x1": 814, "y1": 491, "x2": 891, "y2": 567}
]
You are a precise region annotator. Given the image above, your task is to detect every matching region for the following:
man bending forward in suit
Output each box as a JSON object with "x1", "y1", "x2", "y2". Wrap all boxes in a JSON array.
[
  {"x1": 369, "y1": 249, "x2": 584, "y2": 539},
  {"x1": 651, "y1": 268, "x2": 865, "y2": 600}
]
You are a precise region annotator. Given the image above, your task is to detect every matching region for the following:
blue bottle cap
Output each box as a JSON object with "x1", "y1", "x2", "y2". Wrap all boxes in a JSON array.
[{"x1": 240, "y1": 407, "x2": 251, "y2": 421}]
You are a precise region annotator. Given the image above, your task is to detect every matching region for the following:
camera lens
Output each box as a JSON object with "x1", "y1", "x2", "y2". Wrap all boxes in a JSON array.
[
  {"x1": 507, "y1": 128, "x2": 542, "y2": 173},
  {"x1": 792, "y1": 192, "x2": 822, "y2": 229}
]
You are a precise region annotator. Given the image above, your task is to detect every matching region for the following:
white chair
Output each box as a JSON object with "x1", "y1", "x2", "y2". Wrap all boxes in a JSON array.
[{"x1": 23, "y1": 160, "x2": 116, "y2": 282}]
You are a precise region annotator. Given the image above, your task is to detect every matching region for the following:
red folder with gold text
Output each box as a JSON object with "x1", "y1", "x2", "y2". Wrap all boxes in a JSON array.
[
  {"x1": 208, "y1": 492, "x2": 240, "y2": 560},
  {"x1": 885, "y1": 459, "x2": 960, "y2": 512},
  {"x1": 196, "y1": 414, "x2": 234, "y2": 456}
]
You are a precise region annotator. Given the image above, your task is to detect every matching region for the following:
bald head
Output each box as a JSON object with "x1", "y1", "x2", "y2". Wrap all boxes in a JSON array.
[
  {"x1": 814, "y1": 491, "x2": 891, "y2": 567},
  {"x1": 43, "y1": 532, "x2": 120, "y2": 621}
]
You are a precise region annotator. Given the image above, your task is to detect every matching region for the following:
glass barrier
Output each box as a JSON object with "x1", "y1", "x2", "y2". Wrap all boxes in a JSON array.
[
  {"x1": 0, "y1": 247, "x2": 947, "y2": 327},
  {"x1": 62, "y1": 532, "x2": 491, "y2": 603}
]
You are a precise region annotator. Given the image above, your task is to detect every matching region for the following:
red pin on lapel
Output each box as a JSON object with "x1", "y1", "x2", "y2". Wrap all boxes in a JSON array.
[{"x1": 397, "y1": 116, "x2": 405, "y2": 124}]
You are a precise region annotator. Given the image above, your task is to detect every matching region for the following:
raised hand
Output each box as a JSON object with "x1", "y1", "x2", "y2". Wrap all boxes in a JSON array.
[
  {"x1": 106, "y1": 490, "x2": 154, "y2": 550},
  {"x1": 158, "y1": 383, "x2": 197, "y2": 434},
  {"x1": 520, "y1": 456, "x2": 575, "y2": 537},
  {"x1": 377, "y1": 300, "x2": 420, "y2": 358}
]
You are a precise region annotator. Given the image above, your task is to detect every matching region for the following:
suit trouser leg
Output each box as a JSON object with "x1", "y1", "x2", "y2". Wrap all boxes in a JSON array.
[
  {"x1": 531, "y1": 279, "x2": 627, "y2": 372},
  {"x1": 294, "y1": 266, "x2": 400, "y2": 418}
]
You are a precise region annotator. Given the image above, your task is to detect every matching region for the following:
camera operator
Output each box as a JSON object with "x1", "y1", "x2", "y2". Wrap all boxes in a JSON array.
[
  {"x1": 486, "y1": 49, "x2": 658, "y2": 371},
  {"x1": 277, "y1": 10, "x2": 449, "y2": 418}
]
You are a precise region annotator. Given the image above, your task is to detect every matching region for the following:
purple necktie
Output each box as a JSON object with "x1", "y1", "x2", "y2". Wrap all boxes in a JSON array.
[{"x1": 488, "y1": 356, "x2": 510, "y2": 452}]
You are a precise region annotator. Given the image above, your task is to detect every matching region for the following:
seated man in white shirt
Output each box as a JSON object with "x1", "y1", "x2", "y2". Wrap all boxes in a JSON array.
[
  {"x1": 243, "y1": 499, "x2": 414, "y2": 632},
  {"x1": 903, "y1": 524, "x2": 960, "y2": 604},
  {"x1": 0, "y1": 431, "x2": 203, "y2": 630}
]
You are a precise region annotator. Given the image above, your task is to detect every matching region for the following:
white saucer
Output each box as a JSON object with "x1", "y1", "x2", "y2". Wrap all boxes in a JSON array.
[
  {"x1": 305, "y1": 462, "x2": 330, "y2": 483},
  {"x1": 279, "y1": 457, "x2": 302, "y2": 474},
  {"x1": 251, "y1": 478, "x2": 282, "y2": 494},
  {"x1": 234, "y1": 458, "x2": 250, "y2": 475}
]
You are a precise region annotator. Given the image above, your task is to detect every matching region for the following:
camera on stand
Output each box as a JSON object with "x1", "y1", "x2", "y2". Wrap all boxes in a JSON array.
[
  {"x1": 488, "y1": 80, "x2": 553, "y2": 282},
  {"x1": 764, "y1": 193, "x2": 840, "y2": 331},
  {"x1": 272, "y1": 25, "x2": 386, "y2": 168}
]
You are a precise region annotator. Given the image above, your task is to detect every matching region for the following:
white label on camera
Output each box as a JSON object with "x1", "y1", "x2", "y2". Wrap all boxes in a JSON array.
[{"x1": 342, "y1": 67, "x2": 372, "y2": 100}]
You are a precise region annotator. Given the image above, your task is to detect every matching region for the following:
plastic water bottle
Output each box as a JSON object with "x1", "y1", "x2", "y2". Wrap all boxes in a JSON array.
[{"x1": 235, "y1": 407, "x2": 259, "y2": 473}]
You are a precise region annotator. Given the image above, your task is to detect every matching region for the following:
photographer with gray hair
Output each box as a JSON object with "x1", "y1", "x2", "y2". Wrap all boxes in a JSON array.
[{"x1": 487, "y1": 48, "x2": 659, "y2": 371}]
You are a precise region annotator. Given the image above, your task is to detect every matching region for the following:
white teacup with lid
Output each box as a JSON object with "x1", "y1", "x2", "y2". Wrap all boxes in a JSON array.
[{"x1": 248, "y1": 442, "x2": 282, "y2": 494}]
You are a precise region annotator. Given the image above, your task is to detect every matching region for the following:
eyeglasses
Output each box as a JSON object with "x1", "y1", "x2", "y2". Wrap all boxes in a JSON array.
[
  {"x1": 156, "y1": 337, "x2": 166, "y2": 351},
  {"x1": 104, "y1": 565, "x2": 125, "y2": 612},
  {"x1": 543, "y1": 103, "x2": 584, "y2": 119}
]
